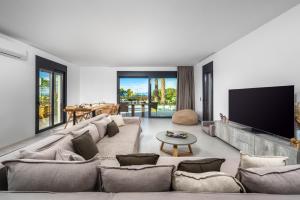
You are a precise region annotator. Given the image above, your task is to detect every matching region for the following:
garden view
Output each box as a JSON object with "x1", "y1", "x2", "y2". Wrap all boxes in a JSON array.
[{"x1": 119, "y1": 78, "x2": 177, "y2": 117}]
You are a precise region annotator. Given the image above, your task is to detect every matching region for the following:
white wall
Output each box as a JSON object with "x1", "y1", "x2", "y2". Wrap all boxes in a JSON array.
[
  {"x1": 79, "y1": 66, "x2": 177, "y2": 103},
  {"x1": 0, "y1": 34, "x2": 80, "y2": 148},
  {"x1": 194, "y1": 4, "x2": 300, "y2": 120}
]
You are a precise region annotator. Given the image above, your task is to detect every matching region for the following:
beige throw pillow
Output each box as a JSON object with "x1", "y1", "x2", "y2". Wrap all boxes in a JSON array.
[
  {"x1": 173, "y1": 171, "x2": 245, "y2": 193},
  {"x1": 71, "y1": 123, "x2": 100, "y2": 143},
  {"x1": 240, "y1": 152, "x2": 288, "y2": 169},
  {"x1": 109, "y1": 115, "x2": 125, "y2": 127}
]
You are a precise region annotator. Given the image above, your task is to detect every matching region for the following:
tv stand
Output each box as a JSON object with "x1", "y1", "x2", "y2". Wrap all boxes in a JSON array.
[{"x1": 215, "y1": 121, "x2": 300, "y2": 164}]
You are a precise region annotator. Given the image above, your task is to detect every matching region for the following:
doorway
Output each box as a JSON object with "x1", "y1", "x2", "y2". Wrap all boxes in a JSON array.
[
  {"x1": 202, "y1": 62, "x2": 213, "y2": 121},
  {"x1": 35, "y1": 56, "x2": 67, "y2": 133}
]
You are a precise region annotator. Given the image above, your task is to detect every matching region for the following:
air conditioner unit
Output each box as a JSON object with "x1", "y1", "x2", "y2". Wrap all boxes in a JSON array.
[{"x1": 0, "y1": 37, "x2": 28, "y2": 60}]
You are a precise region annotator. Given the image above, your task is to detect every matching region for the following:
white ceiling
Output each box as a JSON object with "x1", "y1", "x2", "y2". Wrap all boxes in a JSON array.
[{"x1": 0, "y1": 0, "x2": 299, "y2": 66}]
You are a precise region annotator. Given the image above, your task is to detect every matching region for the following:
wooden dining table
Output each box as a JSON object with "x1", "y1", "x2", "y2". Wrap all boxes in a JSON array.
[{"x1": 64, "y1": 105, "x2": 103, "y2": 125}]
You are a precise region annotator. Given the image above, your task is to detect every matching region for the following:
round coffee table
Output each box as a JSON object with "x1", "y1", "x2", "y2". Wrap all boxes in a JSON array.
[{"x1": 156, "y1": 131, "x2": 197, "y2": 157}]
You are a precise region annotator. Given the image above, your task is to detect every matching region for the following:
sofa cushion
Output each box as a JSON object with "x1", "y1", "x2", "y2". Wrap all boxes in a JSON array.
[
  {"x1": 72, "y1": 131, "x2": 99, "y2": 160},
  {"x1": 96, "y1": 142, "x2": 135, "y2": 158},
  {"x1": 91, "y1": 119, "x2": 109, "y2": 138},
  {"x1": 116, "y1": 153, "x2": 160, "y2": 166},
  {"x1": 18, "y1": 149, "x2": 56, "y2": 160},
  {"x1": 98, "y1": 165, "x2": 174, "y2": 192},
  {"x1": 110, "y1": 115, "x2": 125, "y2": 127},
  {"x1": 38, "y1": 134, "x2": 75, "y2": 153},
  {"x1": 238, "y1": 165, "x2": 300, "y2": 194},
  {"x1": 72, "y1": 123, "x2": 100, "y2": 143},
  {"x1": 107, "y1": 121, "x2": 119, "y2": 137},
  {"x1": 54, "y1": 114, "x2": 108, "y2": 135},
  {"x1": 96, "y1": 123, "x2": 141, "y2": 158},
  {"x1": 0, "y1": 192, "x2": 299, "y2": 200},
  {"x1": 239, "y1": 152, "x2": 287, "y2": 169},
  {"x1": 3, "y1": 157, "x2": 101, "y2": 192},
  {"x1": 173, "y1": 171, "x2": 245, "y2": 193},
  {"x1": 55, "y1": 149, "x2": 85, "y2": 161},
  {"x1": 99, "y1": 123, "x2": 140, "y2": 144},
  {"x1": 177, "y1": 158, "x2": 225, "y2": 173}
]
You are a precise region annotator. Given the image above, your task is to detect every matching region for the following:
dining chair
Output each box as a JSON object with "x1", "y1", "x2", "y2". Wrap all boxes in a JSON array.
[
  {"x1": 119, "y1": 102, "x2": 129, "y2": 116},
  {"x1": 149, "y1": 102, "x2": 158, "y2": 116}
]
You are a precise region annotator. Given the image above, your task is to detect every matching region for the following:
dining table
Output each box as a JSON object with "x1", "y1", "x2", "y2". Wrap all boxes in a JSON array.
[{"x1": 64, "y1": 105, "x2": 103, "y2": 126}]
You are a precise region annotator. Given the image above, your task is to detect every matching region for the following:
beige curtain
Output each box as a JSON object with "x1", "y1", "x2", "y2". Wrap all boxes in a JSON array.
[{"x1": 176, "y1": 66, "x2": 195, "y2": 110}]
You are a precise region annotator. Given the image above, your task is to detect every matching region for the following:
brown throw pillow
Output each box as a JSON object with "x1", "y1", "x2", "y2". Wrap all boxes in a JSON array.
[
  {"x1": 107, "y1": 120, "x2": 119, "y2": 137},
  {"x1": 177, "y1": 158, "x2": 225, "y2": 173},
  {"x1": 116, "y1": 153, "x2": 160, "y2": 166},
  {"x1": 0, "y1": 165, "x2": 7, "y2": 191},
  {"x1": 71, "y1": 131, "x2": 99, "y2": 160}
]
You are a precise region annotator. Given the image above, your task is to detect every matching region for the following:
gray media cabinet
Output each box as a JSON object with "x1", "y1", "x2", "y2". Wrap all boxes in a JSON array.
[{"x1": 215, "y1": 121, "x2": 300, "y2": 164}]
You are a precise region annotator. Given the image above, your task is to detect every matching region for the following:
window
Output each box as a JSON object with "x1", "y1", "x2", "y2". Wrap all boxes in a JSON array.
[
  {"x1": 36, "y1": 56, "x2": 67, "y2": 133},
  {"x1": 117, "y1": 71, "x2": 177, "y2": 118}
]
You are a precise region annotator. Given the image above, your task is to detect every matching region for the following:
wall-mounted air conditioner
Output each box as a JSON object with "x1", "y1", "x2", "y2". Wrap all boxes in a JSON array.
[{"x1": 0, "y1": 36, "x2": 28, "y2": 60}]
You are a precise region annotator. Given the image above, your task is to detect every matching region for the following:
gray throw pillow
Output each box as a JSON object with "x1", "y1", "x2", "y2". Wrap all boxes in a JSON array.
[
  {"x1": 116, "y1": 153, "x2": 160, "y2": 166},
  {"x1": 72, "y1": 131, "x2": 99, "y2": 160},
  {"x1": 91, "y1": 119, "x2": 108, "y2": 138},
  {"x1": 18, "y1": 149, "x2": 56, "y2": 160},
  {"x1": 98, "y1": 165, "x2": 174, "y2": 192},
  {"x1": 3, "y1": 157, "x2": 101, "y2": 192},
  {"x1": 55, "y1": 149, "x2": 85, "y2": 161},
  {"x1": 177, "y1": 158, "x2": 225, "y2": 173},
  {"x1": 106, "y1": 121, "x2": 119, "y2": 137},
  {"x1": 238, "y1": 165, "x2": 300, "y2": 194}
]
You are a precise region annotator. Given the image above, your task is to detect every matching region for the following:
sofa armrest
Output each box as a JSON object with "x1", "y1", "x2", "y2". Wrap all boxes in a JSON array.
[
  {"x1": 0, "y1": 164, "x2": 7, "y2": 191},
  {"x1": 123, "y1": 117, "x2": 141, "y2": 125}
]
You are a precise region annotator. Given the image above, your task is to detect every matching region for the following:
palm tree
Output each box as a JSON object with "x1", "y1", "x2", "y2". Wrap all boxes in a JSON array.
[
  {"x1": 161, "y1": 78, "x2": 166, "y2": 105},
  {"x1": 154, "y1": 78, "x2": 159, "y2": 102}
]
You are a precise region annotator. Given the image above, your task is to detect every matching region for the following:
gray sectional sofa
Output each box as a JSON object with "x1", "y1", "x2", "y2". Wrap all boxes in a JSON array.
[
  {"x1": 0, "y1": 114, "x2": 141, "y2": 162},
  {"x1": 0, "y1": 192, "x2": 299, "y2": 200},
  {"x1": 0, "y1": 114, "x2": 300, "y2": 199}
]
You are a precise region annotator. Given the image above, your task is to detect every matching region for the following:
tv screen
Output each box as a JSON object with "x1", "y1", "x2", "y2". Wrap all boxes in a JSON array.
[{"x1": 229, "y1": 85, "x2": 294, "y2": 139}]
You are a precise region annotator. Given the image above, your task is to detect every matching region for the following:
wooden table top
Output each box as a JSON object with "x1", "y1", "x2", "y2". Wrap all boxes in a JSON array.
[{"x1": 64, "y1": 104, "x2": 112, "y2": 112}]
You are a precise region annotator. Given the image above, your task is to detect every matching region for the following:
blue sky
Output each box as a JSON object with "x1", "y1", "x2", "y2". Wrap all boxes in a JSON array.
[
  {"x1": 40, "y1": 71, "x2": 50, "y2": 80},
  {"x1": 120, "y1": 78, "x2": 177, "y2": 93}
]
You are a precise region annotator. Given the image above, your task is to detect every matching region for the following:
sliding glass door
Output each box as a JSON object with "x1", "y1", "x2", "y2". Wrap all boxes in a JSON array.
[
  {"x1": 36, "y1": 56, "x2": 67, "y2": 133},
  {"x1": 149, "y1": 78, "x2": 177, "y2": 117},
  {"x1": 117, "y1": 71, "x2": 177, "y2": 118}
]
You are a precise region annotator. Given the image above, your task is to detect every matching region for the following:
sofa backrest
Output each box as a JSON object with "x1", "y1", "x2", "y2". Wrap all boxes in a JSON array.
[
  {"x1": 54, "y1": 113, "x2": 108, "y2": 135},
  {"x1": 0, "y1": 114, "x2": 109, "y2": 162}
]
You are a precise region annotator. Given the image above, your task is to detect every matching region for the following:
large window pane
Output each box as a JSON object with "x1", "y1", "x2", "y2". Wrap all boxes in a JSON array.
[
  {"x1": 119, "y1": 78, "x2": 149, "y2": 117},
  {"x1": 150, "y1": 78, "x2": 177, "y2": 117},
  {"x1": 39, "y1": 70, "x2": 52, "y2": 130},
  {"x1": 54, "y1": 73, "x2": 63, "y2": 125}
]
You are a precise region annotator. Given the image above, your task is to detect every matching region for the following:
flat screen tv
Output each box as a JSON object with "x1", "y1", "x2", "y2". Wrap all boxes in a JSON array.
[{"x1": 229, "y1": 85, "x2": 294, "y2": 139}]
